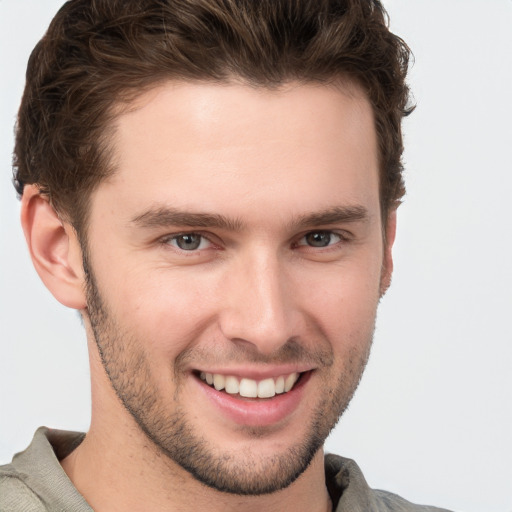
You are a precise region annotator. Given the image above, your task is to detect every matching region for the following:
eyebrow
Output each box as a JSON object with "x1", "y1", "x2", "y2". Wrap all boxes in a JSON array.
[
  {"x1": 288, "y1": 205, "x2": 370, "y2": 230},
  {"x1": 131, "y1": 207, "x2": 244, "y2": 231},
  {"x1": 130, "y1": 205, "x2": 369, "y2": 231}
]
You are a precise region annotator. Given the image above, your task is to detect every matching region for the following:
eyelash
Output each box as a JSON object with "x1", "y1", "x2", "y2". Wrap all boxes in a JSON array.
[
  {"x1": 294, "y1": 231, "x2": 346, "y2": 250},
  {"x1": 160, "y1": 230, "x2": 349, "y2": 254},
  {"x1": 160, "y1": 232, "x2": 216, "y2": 252}
]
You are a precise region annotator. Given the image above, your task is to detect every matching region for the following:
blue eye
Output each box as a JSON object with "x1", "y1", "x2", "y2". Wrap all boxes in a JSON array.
[
  {"x1": 168, "y1": 234, "x2": 210, "y2": 251},
  {"x1": 299, "y1": 231, "x2": 342, "y2": 248}
]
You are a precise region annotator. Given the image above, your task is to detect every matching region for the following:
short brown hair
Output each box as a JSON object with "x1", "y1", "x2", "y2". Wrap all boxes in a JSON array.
[{"x1": 13, "y1": 0, "x2": 413, "y2": 234}]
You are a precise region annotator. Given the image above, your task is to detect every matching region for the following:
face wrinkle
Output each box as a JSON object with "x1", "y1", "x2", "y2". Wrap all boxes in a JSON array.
[{"x1": 83, "y1": 248, "x2": 373, "y2": 495}]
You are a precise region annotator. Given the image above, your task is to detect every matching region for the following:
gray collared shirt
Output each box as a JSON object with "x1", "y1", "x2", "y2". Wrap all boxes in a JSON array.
[{"x1": 0, "y1": 427, "x2": 453, "y2": 512}]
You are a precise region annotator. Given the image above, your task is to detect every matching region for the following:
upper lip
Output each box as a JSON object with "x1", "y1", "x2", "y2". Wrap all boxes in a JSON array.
[{"x1": 193, "y1": 365, "x2": 314, "y2": 380}]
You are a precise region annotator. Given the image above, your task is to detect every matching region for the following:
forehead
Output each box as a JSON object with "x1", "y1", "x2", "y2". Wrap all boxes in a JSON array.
[{"x1": 92, "y1": 80, "x2": 379, "y2": 226}]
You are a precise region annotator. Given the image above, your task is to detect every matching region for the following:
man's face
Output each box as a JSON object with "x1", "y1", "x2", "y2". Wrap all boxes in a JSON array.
[{"x1": 83, "y1": 81, "x2": 391, "y2": 494}]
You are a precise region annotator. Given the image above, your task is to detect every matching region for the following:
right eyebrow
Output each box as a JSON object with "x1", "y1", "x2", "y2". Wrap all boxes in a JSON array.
[{"x1": 130, "y1": 207, "x2": 245, "y2": 231}]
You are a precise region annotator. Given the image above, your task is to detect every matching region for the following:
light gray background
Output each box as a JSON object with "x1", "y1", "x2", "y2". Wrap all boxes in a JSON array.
[{"x1": 1, "y1": 1, "x2": 511, "y2": 511}]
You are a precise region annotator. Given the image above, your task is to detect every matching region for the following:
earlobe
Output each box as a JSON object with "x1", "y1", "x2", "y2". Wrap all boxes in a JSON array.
[
  {"x1": 20, "y1": 185, "x2": 87, "y2": 310},
  {"x1": 380, "y1": 209, "x2": 397, "y2": 297}
]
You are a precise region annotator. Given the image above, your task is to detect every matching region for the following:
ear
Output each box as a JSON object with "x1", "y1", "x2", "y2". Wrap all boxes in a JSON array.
[
  {"x1": 20, "y1": 185, "x2": 87, "y2": 309},
  {"x1": 380, "y1": 208, "x2": 397, "y2": 297}
]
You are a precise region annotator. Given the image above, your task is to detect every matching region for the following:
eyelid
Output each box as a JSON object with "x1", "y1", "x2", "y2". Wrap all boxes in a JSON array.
[
  {"x1": 157, "y1": 228, "x2": 351, "y2": 253},
  {"x1": 159, "y1": 231, "x2": 219, "y2": 251},
  {"x1": 294, "y1": 229, "x2": 350, "y2": 248}
]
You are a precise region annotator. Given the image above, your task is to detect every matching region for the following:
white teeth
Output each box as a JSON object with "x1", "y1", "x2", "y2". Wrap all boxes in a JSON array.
[
  {"x1": 239, "y1": 378, "x2": 258, "y2": 398},
  {"x1": 257, "y1": 378, "x2": 276, "y2": 398},
  {"x1": 213, "y1": 374, "x2": 225, "y2": 391},
  {"x1": 275, "y1": 375, "x2": 285, "y2": 394},
  {"x1": 224, "y1": 375, "x2": 240, "y2": 394},
  {"x1": 284, "y1": 372, "x2": 299, "y2": 392},
  {"x1": 199, "y1": 371, "x2": 302, "y2": 397}
]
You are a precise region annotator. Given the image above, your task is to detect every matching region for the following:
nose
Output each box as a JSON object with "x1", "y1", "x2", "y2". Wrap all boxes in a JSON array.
[{"x1": 218, "y1": 247, "x2": 299, "y2": 355}]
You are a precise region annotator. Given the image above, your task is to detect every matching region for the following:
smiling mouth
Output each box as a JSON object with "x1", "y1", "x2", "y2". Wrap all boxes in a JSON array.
[{"x1": 197, "y1": 371, "x2": 304, "y2": 399}]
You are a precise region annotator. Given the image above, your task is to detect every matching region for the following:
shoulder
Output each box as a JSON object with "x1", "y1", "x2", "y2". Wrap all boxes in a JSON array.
[
  {"x1": 0, "y1": 427, "x2": 90, "y2": 512},
  {"x1": 325, "y1": 454, "x2": 453, "y2": 512},
  {"x1": 372, "y1": 489, "x2": 453, "y2": 512},
  {"x1": 0, "y1": 463, "x2": 47, "y2": 511}
]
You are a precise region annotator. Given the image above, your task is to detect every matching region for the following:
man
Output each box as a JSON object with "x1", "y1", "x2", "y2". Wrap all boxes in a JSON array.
[{"x1": 0, "y1": 0, "x2": 452, "y2": 510}]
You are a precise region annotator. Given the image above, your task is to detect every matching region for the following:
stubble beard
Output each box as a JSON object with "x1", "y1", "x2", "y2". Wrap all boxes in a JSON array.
[{"x1": 84, "y1": 262, "x2": 373, "y2": 496}]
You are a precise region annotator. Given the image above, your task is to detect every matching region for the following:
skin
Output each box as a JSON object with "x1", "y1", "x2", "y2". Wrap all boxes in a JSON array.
[{"x1": 21, "y1": 80, "x2": 396, "y2": 512}]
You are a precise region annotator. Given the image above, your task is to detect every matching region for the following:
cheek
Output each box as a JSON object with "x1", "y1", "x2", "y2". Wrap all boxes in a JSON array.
[
  {"x1": 108, "y1": 268, "x2": 220, "y2": 354},
  {"x1": 293, "y1": 271, "x2": 380, "y2": 380},
  {"x1": 295, "y1": 259, "x2": 382, "y2": 331},
  {"x1": 93, "y1": 237, "x2": 382, "y2": 361}
]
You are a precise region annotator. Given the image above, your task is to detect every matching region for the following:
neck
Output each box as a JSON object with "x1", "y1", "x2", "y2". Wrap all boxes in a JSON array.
[{"x1": 61, "y1": 422, "x2": 332, "y2": 512}]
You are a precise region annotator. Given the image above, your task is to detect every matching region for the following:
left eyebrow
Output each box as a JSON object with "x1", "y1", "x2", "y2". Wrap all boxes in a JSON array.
[{"x1": 288, "y1": 205, "x2": 370, "y2": 230}]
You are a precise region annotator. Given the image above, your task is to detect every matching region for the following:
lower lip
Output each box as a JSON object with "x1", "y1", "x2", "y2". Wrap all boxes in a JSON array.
[{"x1": 195, "y1": 372, "x2": 311, "y2": 427}]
